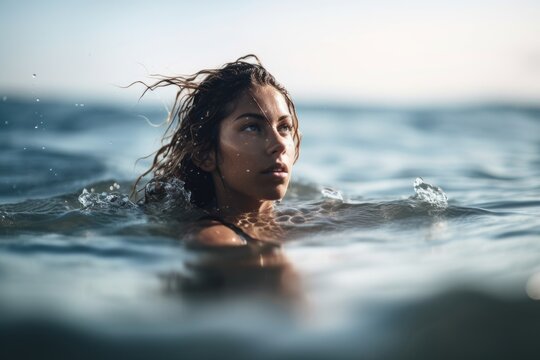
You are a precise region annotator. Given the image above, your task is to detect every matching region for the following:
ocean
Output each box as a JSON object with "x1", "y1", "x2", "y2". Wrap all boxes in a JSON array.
[{"x1": 1, "y1": 96, "x2": 540, "y2": 359}]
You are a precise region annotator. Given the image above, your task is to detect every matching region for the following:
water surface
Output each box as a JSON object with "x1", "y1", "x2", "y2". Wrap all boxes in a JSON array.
[{"x1": 1, "y1": 97, "x2": 540, "y2": 359}]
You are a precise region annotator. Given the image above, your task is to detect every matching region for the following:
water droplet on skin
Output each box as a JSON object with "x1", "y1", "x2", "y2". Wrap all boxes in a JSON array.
[{"x1": 246, "y1": 169, "x2": 251, "y2": 173}]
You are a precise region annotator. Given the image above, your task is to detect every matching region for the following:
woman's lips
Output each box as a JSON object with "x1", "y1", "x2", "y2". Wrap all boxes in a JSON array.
[
  {"x1": 261, "y1": 162, "x2": 289, "y2": 174},
  {"x1": 260, "y1": 164, "x2": 289, "y2": 179},
  {"x1": 262, "y1": 170, "x2": 288, "y2": 179}
]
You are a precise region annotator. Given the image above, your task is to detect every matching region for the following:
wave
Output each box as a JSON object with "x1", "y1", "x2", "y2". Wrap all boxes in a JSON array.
[{"x1": 0, "y1": 177, "x2": 505, "y2": 241}]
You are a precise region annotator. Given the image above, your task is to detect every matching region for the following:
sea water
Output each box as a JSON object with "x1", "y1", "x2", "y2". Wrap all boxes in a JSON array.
[{"x1": 1, "y1": 98, "x2": 540, "y2": 359}]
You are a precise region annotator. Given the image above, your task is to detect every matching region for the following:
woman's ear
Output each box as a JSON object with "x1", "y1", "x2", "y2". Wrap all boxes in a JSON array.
[{"x1": 193, "y1": 150, "x2": 216, "y2": 172}]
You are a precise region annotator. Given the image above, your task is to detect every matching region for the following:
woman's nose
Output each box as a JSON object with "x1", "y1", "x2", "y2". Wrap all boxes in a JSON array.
[{"x1": 266, "y1": 128, "x2": 287, "y2": 155}]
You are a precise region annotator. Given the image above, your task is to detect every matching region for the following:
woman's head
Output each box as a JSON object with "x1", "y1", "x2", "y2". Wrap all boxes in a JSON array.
[{"x1": 133, "y1": 55, "x2": 300, "y2": 209}]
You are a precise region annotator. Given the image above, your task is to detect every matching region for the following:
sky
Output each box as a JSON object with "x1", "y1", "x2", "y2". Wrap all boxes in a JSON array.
[{"x1": 1, "y1": 0, "x2": 540, "y2": 106}]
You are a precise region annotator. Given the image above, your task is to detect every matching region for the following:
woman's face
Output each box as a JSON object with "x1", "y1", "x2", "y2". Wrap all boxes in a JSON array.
[{"x1": 209, "y1": 85, "x2": 296, "y2": 210}]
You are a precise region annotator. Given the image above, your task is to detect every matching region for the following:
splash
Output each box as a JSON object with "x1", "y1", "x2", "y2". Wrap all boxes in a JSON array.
[
  {"x1": 78, "y1": 189, "x2": 138, "y2": 211},
  {"x1": 412, "y1": 177, "x2": 448, "y2": 209},
  {"x1": 321, "y1": 187, "x2": 344, "y2": 201},
  {"x1": 142, "y1": 178, "x2": 192, "y2": 213}
]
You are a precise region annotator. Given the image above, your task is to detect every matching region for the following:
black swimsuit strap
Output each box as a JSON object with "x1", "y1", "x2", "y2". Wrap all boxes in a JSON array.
[
  {"x1": 197, "y1": 215, "x2": 257, "y2": 243},
  {"x1": 197, "y1": 215, "x2": 281, "y2": 247}
]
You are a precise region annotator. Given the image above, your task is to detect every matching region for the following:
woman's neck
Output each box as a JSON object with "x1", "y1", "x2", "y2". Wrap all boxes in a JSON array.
[
  {"x1": 204, "y1": 192, "x2": 287, "y2": 242},
  {"x1": 212, "y1": 195, "x2": 274, "y2": 221}
]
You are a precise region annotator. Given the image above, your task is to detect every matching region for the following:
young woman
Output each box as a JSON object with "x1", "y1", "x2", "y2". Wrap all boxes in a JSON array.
[{"x1": 133, "y1": 55, "x2": 301, "y2": 247}]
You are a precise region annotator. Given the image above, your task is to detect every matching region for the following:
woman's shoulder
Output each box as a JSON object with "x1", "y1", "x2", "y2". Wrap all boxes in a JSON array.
[{"x1": 189, "y1": 218, "x2": 248, "y2": 247}]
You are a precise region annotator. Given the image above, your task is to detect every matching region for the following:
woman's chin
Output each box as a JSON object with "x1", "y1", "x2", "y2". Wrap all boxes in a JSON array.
[{"x1": 260, "y1": 186, "x2": 288, "y2": 201}]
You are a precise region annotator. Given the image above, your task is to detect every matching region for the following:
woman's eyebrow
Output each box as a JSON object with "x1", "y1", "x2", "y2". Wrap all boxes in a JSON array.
[
  {"x1": 234, "y1": 113, "x2": 291, "y2": 121},
  {"x1": 234, "y1": 113, "x2": 266, "y2": 121}
]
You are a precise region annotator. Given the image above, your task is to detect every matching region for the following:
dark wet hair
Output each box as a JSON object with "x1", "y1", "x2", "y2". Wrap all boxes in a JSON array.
[{"x1": 131, "y1": 55, "x2": 300, "y2": 208}]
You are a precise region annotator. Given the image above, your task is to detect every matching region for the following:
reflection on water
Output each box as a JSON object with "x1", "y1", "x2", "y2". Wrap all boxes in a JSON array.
[{"x1": 161, "y1": 245, "x2": 303, "y2": 302}]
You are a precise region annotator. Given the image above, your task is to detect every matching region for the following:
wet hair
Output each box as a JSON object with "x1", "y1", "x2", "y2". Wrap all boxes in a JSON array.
[{"x1": 131, "y1": 55, "x2": 300, "y2": 208}]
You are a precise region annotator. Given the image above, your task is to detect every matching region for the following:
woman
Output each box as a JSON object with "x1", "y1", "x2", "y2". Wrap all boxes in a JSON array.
[{"x1": 133, "y1": 55, "x2": 301, "y2": 247}]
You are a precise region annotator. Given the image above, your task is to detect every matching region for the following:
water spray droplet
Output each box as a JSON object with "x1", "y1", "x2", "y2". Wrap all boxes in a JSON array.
[
  {"x1": 36, "y1": 98, "x2": 40, "y2": 102},
  {"x1": 412, "y1": 177, "x2": 448, "y2": 209},
  {"x1": 32, "y1": 74, "x2": 36, "y2": 78},
  {"x1": 321, "y1": 187, "x2": 344, "y2": 201}
]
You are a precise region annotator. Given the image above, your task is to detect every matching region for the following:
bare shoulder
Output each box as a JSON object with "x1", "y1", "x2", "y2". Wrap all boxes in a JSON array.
[{"x1": 190, "y1": 221, "x2": 247, "y2": 247}]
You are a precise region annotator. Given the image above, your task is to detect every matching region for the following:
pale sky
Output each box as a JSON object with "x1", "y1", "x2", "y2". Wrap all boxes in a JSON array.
[{"x1": 1, "y1": 0, "x2": 540, "y2": 105}]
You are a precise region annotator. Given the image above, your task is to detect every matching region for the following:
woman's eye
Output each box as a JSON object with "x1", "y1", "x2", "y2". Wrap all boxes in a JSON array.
[
  {"x1": 278, "y1": 123, "x2": 293, "y2": 133},
  {"x1": 242, "y1": 123, "x2": 261, "y2": 132}
]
